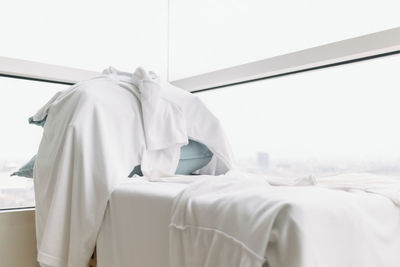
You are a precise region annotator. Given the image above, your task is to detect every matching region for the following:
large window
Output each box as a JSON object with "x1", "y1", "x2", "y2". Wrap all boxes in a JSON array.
[
  {"x1": 0, "y1": 0, "x2": 168, "y2": 75},
  {"x1": 0, "y1": 77, "x2": 67, "y2": 210},
  {"x1": 197, "y1": 54, "x2": 400, "y2": 178},
  {"x1": 169, "y1": 0, "x2": 400, "y2": 80}
]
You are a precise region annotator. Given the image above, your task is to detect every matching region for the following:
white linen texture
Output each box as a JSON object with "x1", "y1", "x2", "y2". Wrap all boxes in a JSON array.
[
  {"x1": 169, "y1": 171, "x2": 400, "y2": 267},
  {"x1": 33, "y1": 67, "x2": 234, "y2": 267}
]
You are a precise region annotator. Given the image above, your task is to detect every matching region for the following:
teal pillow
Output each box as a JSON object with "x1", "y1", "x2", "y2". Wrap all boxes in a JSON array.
[
  {"x1": 11, "y1": 155, "x2": 36, "y2": 178},
  {"x1": 129, "y1": 140, "x2": 213, "y2": 177},
  {"x1": 10, "y1": 117, "x2": 44, "y2": 178},
  {"x1": 12, "y1": 140, "x2": 213, "y2": 178},
  {"x1": 15, "y1": 116, "x2": 213, "y2": 177},
  {"x1": 28, "y1": 116, "x2": 46, "y2": 127},
  {"x1": 176, "y1": 139, "x2": 213, "y2": 175}
]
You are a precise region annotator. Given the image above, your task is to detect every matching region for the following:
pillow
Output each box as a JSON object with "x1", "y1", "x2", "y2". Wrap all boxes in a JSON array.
[
  {"x1": 11, "y1": 155, "x2": 36, "y2": 178},
  {"x1": 10, "y1": 117, "x2": 44, "y2": 178},
  {"x1": 13, "y1": 140, "x2": 213, "y2": 178},
  {"x1": 28, "y1": 116, "x2": 47, "y2": 127},
  {"x1": 176, "y1": 139, "x2": 213, "y2": 175},
  {"x1": 16, "y1": 116, "x2": 213, "y2": 177},
  {"x1": 129, "y1": 139, "x2": 213, "y2": 177}
]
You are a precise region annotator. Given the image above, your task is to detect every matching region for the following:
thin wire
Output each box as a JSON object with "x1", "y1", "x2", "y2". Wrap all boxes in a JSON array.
[{"x1": 166, "y1": 0, "x2": 171, "y2": 82}]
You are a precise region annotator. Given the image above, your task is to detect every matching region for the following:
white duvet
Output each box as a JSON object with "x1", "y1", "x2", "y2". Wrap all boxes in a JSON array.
[
  {"x1": 33, "y1": 67, "x2": 233, "y2": 267},
  {"x1": 170, "y1": 172, "x2": 400, "y2": 267}
]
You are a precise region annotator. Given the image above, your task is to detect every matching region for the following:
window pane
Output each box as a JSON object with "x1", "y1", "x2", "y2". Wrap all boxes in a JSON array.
[
  {"x1": 197, "y1": 55, "x2": 400, "y2": 178},
  {"x1": 0, "y1": 0, "x2": 167, "y2": 75},
  {"x1": 0, "y1": 77, "x2": 67, "y2": 210},
  {"x1": 170, "y1": 0, "x2": 400, "y2": 80}
]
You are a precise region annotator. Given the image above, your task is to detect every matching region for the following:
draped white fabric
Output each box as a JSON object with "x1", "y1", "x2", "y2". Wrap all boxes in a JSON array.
[
  {"x1": 33, "y1": 67, "x2": 234, "y2": 267},
  {"x1": 170, "y1": 172, "x2": 400, "y2": 267}
]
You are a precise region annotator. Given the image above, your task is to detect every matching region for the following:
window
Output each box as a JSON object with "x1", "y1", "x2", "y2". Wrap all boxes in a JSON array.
[
  {"x1": 169, "y1": 0, "x2": 400, "y2": 80},
  {"x1": 0, "y1": 0, "x2": 168, "y2": 75},
  {"x1": 0, "y1": 77, "x2": 68, "y2": 210},
  {"x1": 197, "y1": 54, "x2": 400, "y2": 178}
]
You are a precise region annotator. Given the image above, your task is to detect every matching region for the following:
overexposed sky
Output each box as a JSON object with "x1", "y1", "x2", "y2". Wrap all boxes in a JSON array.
[
  {"x1": 0, "y1": 0, "x2": 168, "y2": 75},
  {"x1": 0, "y1": 78, "x2": 67, "y2": 163},
  {"x1": 170, "y1": 0, "x2": 400, "y2": 174},
  {"x1": 169, "y1": 0, "x2": 400, "y2": 80},
  {"x1": 1, "y1": 0, "x2": 400, "y2": 174},
  {"x1": 0, "y1": 0, "x2": 168, "y2": 164},
  {"x1": 197, "y1": 54, "x2": 400, "y2": 164}
]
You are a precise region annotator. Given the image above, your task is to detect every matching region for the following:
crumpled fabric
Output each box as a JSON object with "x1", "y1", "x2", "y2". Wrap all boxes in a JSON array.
[
  {"x1": 134, "y1": 67, "x2": 187, "y2": 177},
  {"x1": 170, "y1": 171, "x2": 400, "y2": 267},
  {"x1": 33, "y1": 67, "x2": 234, "y2": 267}
]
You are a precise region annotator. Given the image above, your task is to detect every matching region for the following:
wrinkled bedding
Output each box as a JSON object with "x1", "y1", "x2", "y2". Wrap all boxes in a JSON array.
[
  {"x1": 170, "y1": 172, "x2": 400, "y2": 267},
  {"x1": 33, "y1": 67, "x2": 233, "y2": 267}
]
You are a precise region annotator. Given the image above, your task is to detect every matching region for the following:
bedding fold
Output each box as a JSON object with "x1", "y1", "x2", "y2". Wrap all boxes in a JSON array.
[
  {"x1": 33, "y1": 67, "x2": 234, "y2": 267},
  {"x1": 169, "y1": 172, "x2": 400, "y2": 267}
]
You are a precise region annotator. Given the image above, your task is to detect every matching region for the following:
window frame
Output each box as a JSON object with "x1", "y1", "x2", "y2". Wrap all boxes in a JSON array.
[
  {"x1": 0, "y1": 57, "x2": 97, "y2": 211},
  {"x1": 0, "y1": 56, "x2": 98, "y2": 85},
  {"x1": 1, "y1": 26, "x2": 399, "y2": 211},
  {"x1": 170, "y1": 27, "x2": 400, "y2": 92}
]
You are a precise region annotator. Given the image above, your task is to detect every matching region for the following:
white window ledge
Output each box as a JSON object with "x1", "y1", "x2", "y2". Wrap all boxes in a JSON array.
[{"x1": 171, "y1": 27, "x2": 400, "y2": 92}]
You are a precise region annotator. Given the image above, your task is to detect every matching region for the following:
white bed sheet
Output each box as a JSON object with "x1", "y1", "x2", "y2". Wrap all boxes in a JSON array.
[
  {"x1": 170, "y1": 174, "x2": 400, "y2": 267},
  {"x1": 97, "y1": 175, "x2": 400, "y2": 267},
  {"x1": 97, "y1": 178, "x2": 187, "y2": 267}
]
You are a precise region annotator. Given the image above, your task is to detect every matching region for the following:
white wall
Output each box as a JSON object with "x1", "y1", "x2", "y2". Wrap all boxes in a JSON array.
[{"x1": 0, "y1": 210, "x2": 38, "y2": 267}]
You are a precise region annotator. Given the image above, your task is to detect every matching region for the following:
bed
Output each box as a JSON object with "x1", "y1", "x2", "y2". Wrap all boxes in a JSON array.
[
  {"x1": 97, "y1": 179, "x2": 187, "y2": 267},
  {"x1": 94, "y1": 175, "x2": 400, "y2": 267}
]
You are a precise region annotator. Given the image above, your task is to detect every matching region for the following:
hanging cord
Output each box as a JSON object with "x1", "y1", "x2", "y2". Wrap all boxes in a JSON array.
[{"x1": 166, "y1": 0, "x2": 171, "y2": 82}]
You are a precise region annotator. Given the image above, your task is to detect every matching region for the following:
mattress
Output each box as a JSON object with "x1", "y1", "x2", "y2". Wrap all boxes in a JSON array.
[
  {"x1": 97, "y1": 175, "x2": 400, "y2": 267},
  {"x1": 97, "y1": 178, "x2": 187, "y2": 267}
]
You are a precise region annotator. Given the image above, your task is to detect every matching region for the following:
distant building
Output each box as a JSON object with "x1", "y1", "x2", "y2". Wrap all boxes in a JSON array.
[{"x1": 257, "y1": 152, "x2": 269, "y2": 170}]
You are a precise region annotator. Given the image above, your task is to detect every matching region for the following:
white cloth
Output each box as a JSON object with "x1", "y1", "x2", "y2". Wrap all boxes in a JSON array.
[
  {"x1": 97, "y1": 178, "x2": 187, "y2": 267},
  {"x1": 268, "y1": 172, "x2": 400, "y2": 206},
  {"x1": 170, "y1": 172, "x2": 400, "y2": 267},
  {"x1": 33, "y1": 67, "x2": 234, "y2": 267},
  {"x1": 103, "y1": 67, "x2": 234, "y2": 178}
]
